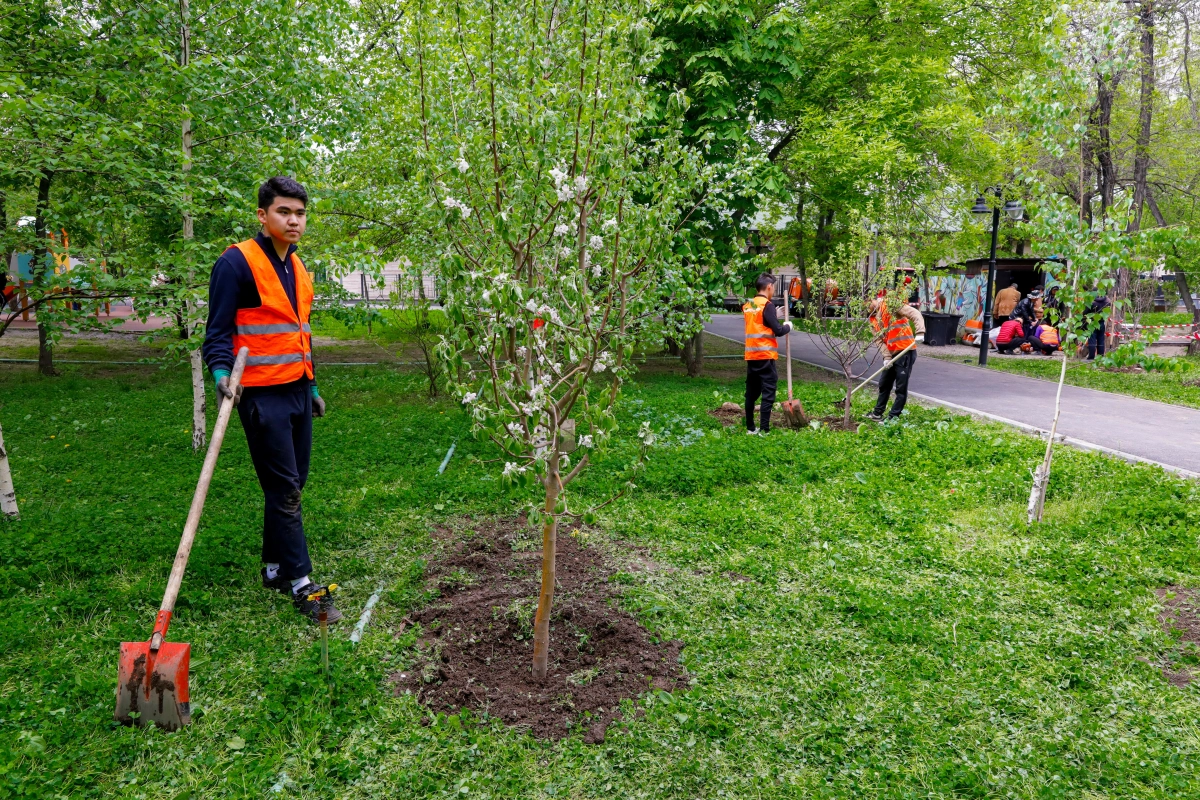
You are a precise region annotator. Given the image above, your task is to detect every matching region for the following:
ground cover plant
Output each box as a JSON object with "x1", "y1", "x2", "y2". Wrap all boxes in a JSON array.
[
  {"x1": 940, "y1": 352, "x2": 1200, "y2": 409},
  {"x1": 1, "y1": 342, "x2": 1200, "y2": 797}
]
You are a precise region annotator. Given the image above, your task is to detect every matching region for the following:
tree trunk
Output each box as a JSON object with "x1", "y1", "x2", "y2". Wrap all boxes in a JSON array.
[
  {"x1": 843, "y1": 377, "x2": 854, "y2": 429},
  {"x1": 531, "y1": 456, "x2": 561, "y2": 681},
  {"x1": 181, "y1": 0, "x2": 206, "y2": 451},
  {"x1": 34, "y1": 170, "x2": 55, "y2": 377},
  {"x1": 682, "y1": 330, "x2": 703, "y2": 377},
  {"x1": 796, "y1": 193, "x2": 809, "y2": 319},
  {"x1": 1094, "y1": 76, "x2": 1119, "y2": 220},
  {"x1": 1028, "y1": 261, "x2": 1079, "y2": 522},
  {"x1": 0, "y1": 419, "x2": 18, "y2": 519},
  {"x1": 665, "y1": 337, "x2": 681, "y2": 357},
  {"x1": 1128, "y1": 1, "x2": 1156, "y2": 233}
]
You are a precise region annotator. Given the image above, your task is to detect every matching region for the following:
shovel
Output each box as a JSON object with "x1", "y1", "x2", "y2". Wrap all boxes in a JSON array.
[
  {"x1": 115, "y1": 347, "x2": 248, "y2": 730},
  {"x1": 780, "y1": 295, "x2": 806, "y2": 426}
]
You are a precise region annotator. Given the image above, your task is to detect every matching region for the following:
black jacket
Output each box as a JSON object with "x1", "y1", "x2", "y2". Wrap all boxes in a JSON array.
[{"x1": 758, "y1": 296, "x2": 789, "y2": 336}]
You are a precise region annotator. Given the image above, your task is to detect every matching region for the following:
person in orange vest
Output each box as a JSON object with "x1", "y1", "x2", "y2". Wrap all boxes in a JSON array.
[
  {"x1": 743, "y1": 274, "x2": 793, "y2": 434},
  {"x1": 202, "y1": 177, "x2": 341, "y2": 623},
  {"x1": 865, "y1": 294, "x2": 924, "y2": 421}
]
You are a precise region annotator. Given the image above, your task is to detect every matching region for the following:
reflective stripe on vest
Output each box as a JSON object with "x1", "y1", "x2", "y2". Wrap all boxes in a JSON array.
[
  {"x1": 743, "y1": 295, "x2": 778, "y2": 361},
  {"x1": 872, "y1": 307, "x2": 916, "y2": 353},
  {"x1": 231, "y1": 239, "x2": 315, "y2": 387}
]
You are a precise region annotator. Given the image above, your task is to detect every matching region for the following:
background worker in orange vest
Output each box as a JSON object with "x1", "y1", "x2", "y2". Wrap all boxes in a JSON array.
[
  {"x1": 202, "y1": 176, "x2": 342, "y2": 623},
  {"x1": 865, "y1": 294, "x2": 924, "y2": 421},
  {"x1": 743, "y1": 274, "x2": 793, "y2": 434}
]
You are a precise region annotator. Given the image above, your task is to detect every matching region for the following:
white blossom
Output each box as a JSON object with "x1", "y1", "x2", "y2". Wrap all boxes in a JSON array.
[
  {"x1": 588, "y1": 235, "x2": 603, "y2": 250},
  {"x1": 462, "y1": 392, "x2": 478, "y2": 405},
  {"x1": 549, "y1": 167, "x2": 569, "y2": 187},
  {"x1": 442, "y1": 196, "x2": 472, "y2": 220},
  {"x1": 556, "y1": 185, "x2": 574, "y2": 203},
  {"x1": 502, "y1": 462, "x2": 523, "y2": 477},
  {"x1": 573, "y1": 174, "x2": 589, "y2": 193},
  {"x1": 602, "y1": 218, "x2": 618, "y2": 232},
  {"x1": 516, "y1": 346, "x2": 527, "y2": 358},
  {"x1": 554, "y1": 223, "x2": 571, "y2": 237},
  {"x1": 578, "y1": 435, "x2": 594, "y2": 448},
  {"x1": 558, "y1": 245, "x2": 573, "y2": 259},
  {"x1": 456, "y1": 158, "x2": 470, "y2": 173}
]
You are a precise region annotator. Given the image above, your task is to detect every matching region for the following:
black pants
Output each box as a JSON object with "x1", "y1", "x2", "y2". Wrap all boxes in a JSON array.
[
  {"x1": 1087, "y1": 328, "x2": 1106, "y2": 359},
  {"x1": 745, "y1": 359, "x2": 778, "y2": 431},
  {"x1": 874, "y1": 350, "x2": 916, "y2": 419},
  {"x1": 996, "y1": 338, "x2": 1025, "y2": 354},
  {"x1": 237, "y1": 380, "x2": 313, "y2": 580}
]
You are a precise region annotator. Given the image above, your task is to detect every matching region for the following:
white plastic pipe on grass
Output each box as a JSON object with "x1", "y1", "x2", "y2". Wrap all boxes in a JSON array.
[
  {"x1": 438, "y1": 441, "x2": 456, "y2": 474},
  {"x1": 350, "y1": 583, "x2": 386, "y2": 645}
]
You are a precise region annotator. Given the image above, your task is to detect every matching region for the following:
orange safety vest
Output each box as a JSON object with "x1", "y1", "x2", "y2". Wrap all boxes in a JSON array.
[
  {"x1": 743, "y1": 295, "x2": 778, "y2": 360},
  {"x1": 230, "y1": 239, "x2": 314, "y2": 387},
  {"x1": 1039, "y1": 326, "x2": 1059, "y2": 347},
  {"x1": 788, "y1": 276, "x2": 810, "y2": 301},
  {"x1": 871, "y1": 306, "x2": 916, "y2": 354}
]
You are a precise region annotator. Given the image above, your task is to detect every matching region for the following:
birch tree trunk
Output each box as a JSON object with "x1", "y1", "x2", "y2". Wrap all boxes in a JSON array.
[
  {"x1": 0, "y1": 419, "x2": 18, "y2": 519},
  {"x1": 181, "y1": 0, "x2": 206, "y2": 451},
  {"x1": 531, "y1": 454, "x2": 561, "y2": 681},
  {"x1": 1028, "y1": 260, "x2": 1080, "y2": 523}
]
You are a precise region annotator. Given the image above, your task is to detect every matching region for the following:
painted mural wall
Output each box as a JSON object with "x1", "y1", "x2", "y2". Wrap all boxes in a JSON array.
[{"x1": 918, "y1": 273, "x2": 987, "y2": 324}]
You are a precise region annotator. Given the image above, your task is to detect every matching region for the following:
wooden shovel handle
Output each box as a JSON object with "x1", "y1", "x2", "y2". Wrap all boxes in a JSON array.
[
  {"x1": 151, "y1": 347, "x2": 248, "y2": 650},
  {"x1": 849, "y1": 340, "x2": 915, "y2": 398}
]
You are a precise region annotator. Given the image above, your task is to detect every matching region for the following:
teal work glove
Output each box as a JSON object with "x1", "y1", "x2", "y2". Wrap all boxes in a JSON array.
[
  {"x1": 212, "y1": 368, "x2": 242, "y2": 406},
  {"x1": 311, "y1": 384, "x2": 326, "y2": 418}
]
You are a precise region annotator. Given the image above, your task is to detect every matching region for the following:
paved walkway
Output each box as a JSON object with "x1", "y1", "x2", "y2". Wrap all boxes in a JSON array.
[{"x1": 704, "y1": 314, "x2": 1200, "y2": 478}]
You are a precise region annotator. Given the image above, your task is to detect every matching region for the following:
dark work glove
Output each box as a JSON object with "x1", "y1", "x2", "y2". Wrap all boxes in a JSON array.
[
  {"x1": 312, "y1": 395, "x2": 326, "y2": 418},
  {"x1": 216, "y1": 375, "x2": 243, "y2": 406}
]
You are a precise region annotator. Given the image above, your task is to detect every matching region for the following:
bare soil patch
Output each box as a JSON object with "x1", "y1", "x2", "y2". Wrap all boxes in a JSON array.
[
  {"x1": 1157, "y1": 586, "x2": 1200, "y2": 686},
  {"x1": 391, "y1": 518, "x2": 685, "y2": 742},
  {"x1": 708, "y1": 401, "x2": 810, "y2": 429},
  {"x1": 816, "y1": 414, "x2": 860, "y2": 432}
]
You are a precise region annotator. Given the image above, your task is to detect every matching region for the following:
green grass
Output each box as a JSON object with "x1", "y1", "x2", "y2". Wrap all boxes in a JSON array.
[
  {"x1": 2, "y1": 347, "x2": 1200, "y2": 797},
  {"x1": 1139, "y1": 312, "x2": 1194, "y2": 327},
  {"x1": 939, "y1": 354, "x2": 1200, "y2": 409}
]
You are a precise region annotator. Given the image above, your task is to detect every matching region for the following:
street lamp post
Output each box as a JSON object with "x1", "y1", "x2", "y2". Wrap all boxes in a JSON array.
[{"x1": 971, "y1": 191, "x2": 1023, "y2": 367}]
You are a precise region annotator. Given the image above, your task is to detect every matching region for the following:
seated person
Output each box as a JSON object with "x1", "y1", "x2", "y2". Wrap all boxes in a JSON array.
[
  {"x1": 995, "y1": 318, "x2": 1028, "y2": 354},
  {"x1": 1032, "y1": 323, "x2": 1059, "y2": 356}
]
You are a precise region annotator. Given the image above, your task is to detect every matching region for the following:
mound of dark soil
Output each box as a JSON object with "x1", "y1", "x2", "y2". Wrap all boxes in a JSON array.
[
  {"x1": 391, "y1": 518, "x2": 685, "y2": 741},
  {"x1": 1157, "y1": 586, "x2": 1200, "y2": 686},
  {"x1": 817, "y1": 415, "x2": 860, "y2": 432},
  {"x1": 708, "y1": 402, "x2": 743, "y2": 426}
]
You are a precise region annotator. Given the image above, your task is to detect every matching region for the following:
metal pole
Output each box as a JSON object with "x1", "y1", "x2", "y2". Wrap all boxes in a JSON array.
[{"x1": 978, "y1": 202, "x2": 1001, "y2": 366}]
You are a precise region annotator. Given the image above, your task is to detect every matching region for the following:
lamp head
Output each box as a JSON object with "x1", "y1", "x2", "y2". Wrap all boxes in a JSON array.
[
  {"x1": 1004, "y1": 200, "x2": 1024, "y2": 221},
  {"x1": 970, "y1": 196, "x2": 991, "y2": 216}
]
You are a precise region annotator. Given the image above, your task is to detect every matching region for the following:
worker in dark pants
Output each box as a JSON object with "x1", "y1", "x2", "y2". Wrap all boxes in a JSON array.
[
  {"x1": 865, "y1": 296, "x2": 924, "y2": 421},
  {"x1": 202, "y1": 176, "x2": 342, "y2": 623},
  {"x1": 743, "y1": 273, "x2": 792, "y2": 434}
]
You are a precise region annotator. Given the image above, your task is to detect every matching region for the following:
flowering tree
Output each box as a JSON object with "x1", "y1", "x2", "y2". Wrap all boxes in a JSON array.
[{"x1": 412, "y1": 0, "x2": 712, "y2": 679}]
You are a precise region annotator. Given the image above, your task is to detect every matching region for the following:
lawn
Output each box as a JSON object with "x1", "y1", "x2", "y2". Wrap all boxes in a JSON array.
[
  {"x1": 933, "y1": 352, "x2": 1200, "y2": 410},
  {"x1": 2, "y1": 343, "x2": 1199, "y2": 798}
]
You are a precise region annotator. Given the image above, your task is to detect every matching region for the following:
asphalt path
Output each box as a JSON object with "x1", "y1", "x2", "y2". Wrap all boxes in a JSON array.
[{"x1": 704, "y1": 313, "x2": 1200, "y2": 478}]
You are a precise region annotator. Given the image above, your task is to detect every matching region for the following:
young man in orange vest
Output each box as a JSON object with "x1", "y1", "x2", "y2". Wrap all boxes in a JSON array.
[
  {"x1": 743, "y1": 274, "x2": 792, "y2": 434},
  {"x1": 202, "y1": 176, "x2": 341, "y2": 623},
  {"x1": 865, "y1": 295, "x2": 924, "y2": 422}
]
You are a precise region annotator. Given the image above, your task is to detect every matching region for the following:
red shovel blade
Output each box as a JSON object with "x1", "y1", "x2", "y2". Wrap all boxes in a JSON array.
[{"x1": 115, "y1": 640, "x2": 191, "y2": 730}]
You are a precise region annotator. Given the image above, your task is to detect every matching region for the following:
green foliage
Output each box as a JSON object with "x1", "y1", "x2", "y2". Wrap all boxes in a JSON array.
[{"x1": 1097, "y1": 338, "x2": 1185, "y2": 372}]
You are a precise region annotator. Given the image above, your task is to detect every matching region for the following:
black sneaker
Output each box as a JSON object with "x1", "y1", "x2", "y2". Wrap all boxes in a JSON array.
[
  {"x1": 262, "y1": 567, "x2": 291, "y2": 595},
  {"x1": 865, "y1": 411, "x2": 884, "y2": 422},
  {"x1": 292, "y1": 582, "x2": 344, "y2": 624}
]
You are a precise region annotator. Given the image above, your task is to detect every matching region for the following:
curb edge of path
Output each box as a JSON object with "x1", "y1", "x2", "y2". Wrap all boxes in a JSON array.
[{"x1": 704, "y1": 328, "x2": 1200, "y2": 481}]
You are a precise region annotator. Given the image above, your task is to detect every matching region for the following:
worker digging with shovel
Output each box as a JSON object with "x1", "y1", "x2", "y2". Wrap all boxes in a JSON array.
[
  {"x1": 865, "y1": 292, "x2": 924, "y2": 422},
  {"x1": 743, "y1": 273, "x2": 794, "y2": 435},
  {"x1": 202, "y1": 176, "x2": 342, "y2": 623}
]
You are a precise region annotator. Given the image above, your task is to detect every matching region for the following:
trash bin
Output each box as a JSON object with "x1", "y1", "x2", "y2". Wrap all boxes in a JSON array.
[{"x1": 923, "y1": 312, "x2": 962, "y2": 346}]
